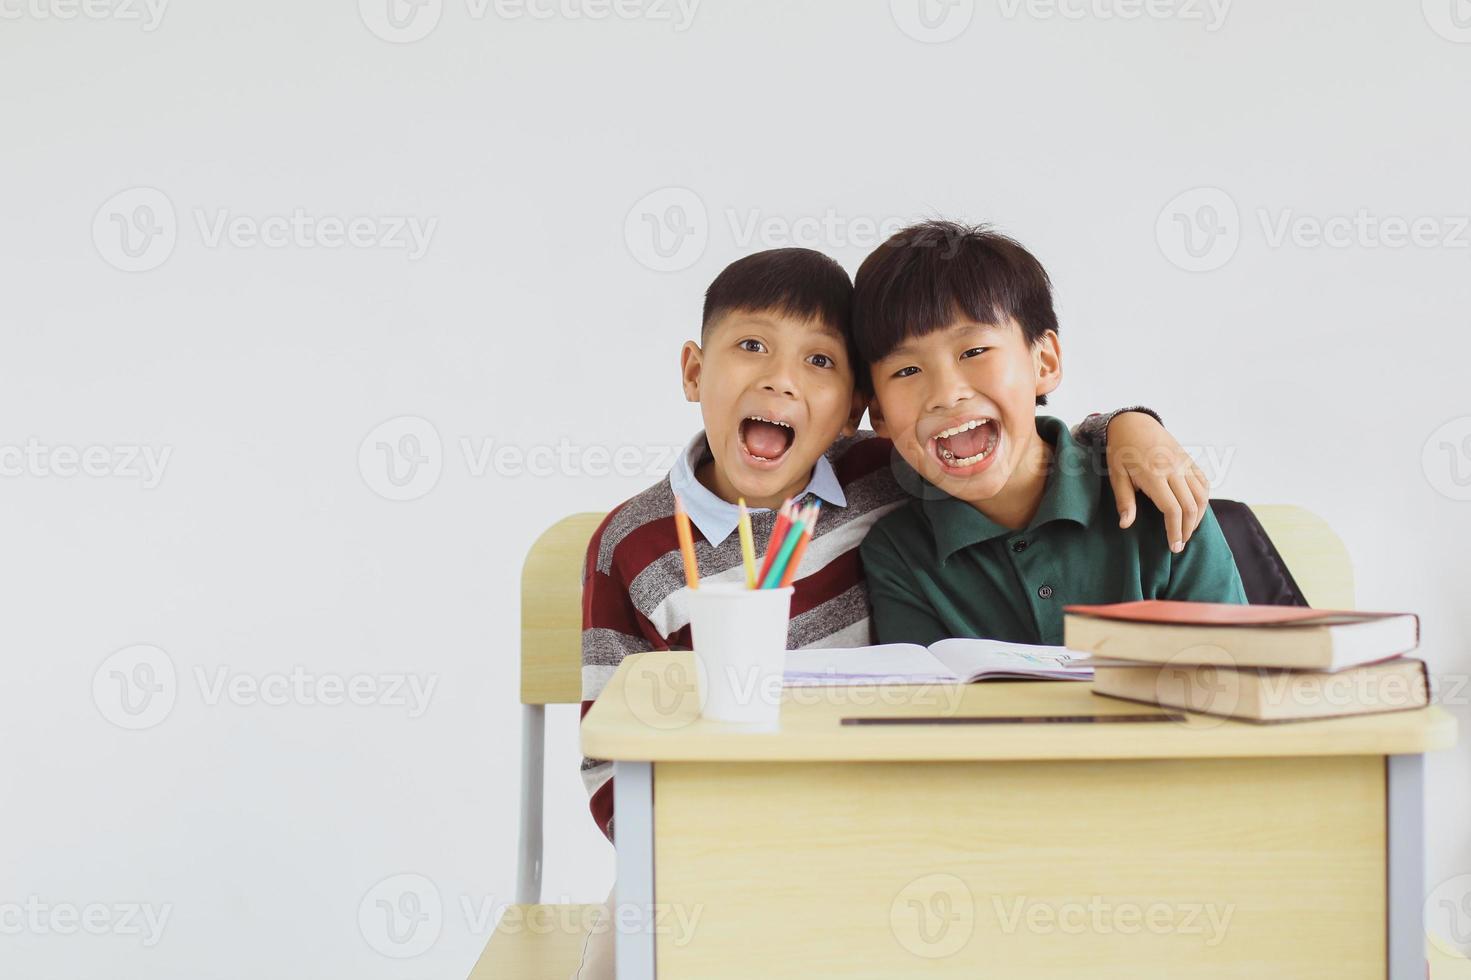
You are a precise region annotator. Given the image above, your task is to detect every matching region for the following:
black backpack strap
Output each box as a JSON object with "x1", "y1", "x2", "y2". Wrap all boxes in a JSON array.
[{"x1": 1209, "y1": 499, "x2": 1309, "y2": 607}]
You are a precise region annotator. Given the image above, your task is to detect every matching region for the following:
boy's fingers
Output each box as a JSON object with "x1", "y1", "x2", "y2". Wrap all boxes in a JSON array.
[
  {"x1": 1189, "y1": 460, "x2": 1211, "y2": 495},
  {"x1": 1188, "y1": 472, "x2": 1211, "y2": 532},
  {"x1": 1108, "y1": 462, "x2": 1137, "y2": 528},
  {"x1": 1170, "y1": 473, "x2": 1199, "y2": 544},
  {"x1": 1159, "y1": 489, "x2": 1184, "y2": 553}
]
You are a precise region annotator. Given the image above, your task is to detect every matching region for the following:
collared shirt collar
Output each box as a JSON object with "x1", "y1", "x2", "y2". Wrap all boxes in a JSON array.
[
  {"x1": 667, "y1": 431, "x2": 848, "y2": 546},
  {"x1": 922, "y1": 416, "x2": 1102, "y2": 563}
]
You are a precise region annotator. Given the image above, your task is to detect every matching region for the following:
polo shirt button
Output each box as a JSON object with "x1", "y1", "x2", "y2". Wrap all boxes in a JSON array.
[
  {"x1": 1038, "y1": 585, "x2": 1054, "y2": 599},
  {"x1": 1012, "y1": 539, "x2": 1028, "y2": 553}
]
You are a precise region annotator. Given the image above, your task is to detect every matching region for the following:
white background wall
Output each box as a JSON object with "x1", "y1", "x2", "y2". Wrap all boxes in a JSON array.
[{"x1": 3, "y1": 1, "x2": 1469, "y2": 976}]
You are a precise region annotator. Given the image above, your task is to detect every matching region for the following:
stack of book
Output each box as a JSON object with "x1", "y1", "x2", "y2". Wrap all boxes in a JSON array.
[{"x1": 1063, "y1": 600, "x2": 1428, "y2": 723}]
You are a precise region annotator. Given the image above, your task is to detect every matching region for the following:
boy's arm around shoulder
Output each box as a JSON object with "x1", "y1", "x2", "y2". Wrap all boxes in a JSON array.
[{"x1": 860, "y1": 521, "x2": 951, "y2": 648}]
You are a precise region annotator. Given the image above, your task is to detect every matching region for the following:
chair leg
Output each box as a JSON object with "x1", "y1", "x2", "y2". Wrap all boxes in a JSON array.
[{"x1": 515, "y1": 702, "x2": 545, "y2": 906}]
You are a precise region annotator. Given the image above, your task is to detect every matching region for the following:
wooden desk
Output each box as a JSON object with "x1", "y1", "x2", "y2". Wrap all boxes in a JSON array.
[{"x1": 581, "y1": 652, "x2": 1456, "y2": 980}]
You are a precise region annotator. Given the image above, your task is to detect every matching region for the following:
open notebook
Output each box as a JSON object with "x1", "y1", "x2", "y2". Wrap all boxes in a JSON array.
[{"x1": 783, "y1": 639, "x2": 1092, "y2": 686}]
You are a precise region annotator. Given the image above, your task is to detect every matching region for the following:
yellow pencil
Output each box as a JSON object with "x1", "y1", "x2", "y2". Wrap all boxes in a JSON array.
[
  {"x1": 737, "y1": 498, "x2": 757, "y2": 589},
  {"x1": 673, "y1": 493, "x2": 700, "y2": 590}
]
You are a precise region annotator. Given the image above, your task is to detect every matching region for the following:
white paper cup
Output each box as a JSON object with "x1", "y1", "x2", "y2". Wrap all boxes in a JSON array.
[{"x1": 686, "y1": 583, "x2": 793, "y2": 727}]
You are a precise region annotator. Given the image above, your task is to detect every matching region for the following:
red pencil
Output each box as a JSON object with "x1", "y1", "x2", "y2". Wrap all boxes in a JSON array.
[
  {"x1": 756, "y1": 498, "x2": 796, "y2": 585},
  {"x1": 778, "y1": 502, "x2": 821, "y2": 588}
]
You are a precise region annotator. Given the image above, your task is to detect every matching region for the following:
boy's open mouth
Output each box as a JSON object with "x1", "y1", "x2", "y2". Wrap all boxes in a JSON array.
[
  {"x1": 739, "y1": 415, "x2": 796, "y2": 465},
  {"x1": 931, "y1": 417, "x2": 999, "y2": 470}
]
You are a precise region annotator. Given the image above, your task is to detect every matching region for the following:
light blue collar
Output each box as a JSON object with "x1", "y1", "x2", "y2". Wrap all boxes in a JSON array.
[{"x1": 668, "y1": 431, "x2": 848, "y2": 546}]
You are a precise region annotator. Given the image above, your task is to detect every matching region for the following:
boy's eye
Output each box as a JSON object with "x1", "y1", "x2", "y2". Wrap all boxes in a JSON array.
[
  {"x1": 892, "y1": 366, "x2": 920, "y2": 379},
  {"x1": 808, "y1": 354, "x2": 834, "y2": 369},
  {"x1": 738, "y1": 339, "x2": 767, "y2": 354},
  {"x1": 960, "y1": 347, "x2": 989, "y2": 360}
]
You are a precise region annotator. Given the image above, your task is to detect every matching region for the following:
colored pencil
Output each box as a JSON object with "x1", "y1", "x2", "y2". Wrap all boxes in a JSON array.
[
  {"x1": 736, "y1": 498, "x2": 757, "y2": 589},
  {"x1": 673, "y1": 494, "x2": 699, "y2": 590},
  {"x1": 761, "y1": 502, "x2": 812, "y2": 589},
  {"x1": 755, "y1": 497, "x2": 796, "y2": 585},
  {"x1": 777, "y1": 501, "x2": 821, "y2": 588}
]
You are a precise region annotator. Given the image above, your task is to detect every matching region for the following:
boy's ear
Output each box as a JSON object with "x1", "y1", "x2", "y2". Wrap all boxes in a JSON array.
[
  {"x1": 680, "y1": 341, "x2": 703, "y2": 403},
  {"x1": 869, "y1": 394, "x2": 890, "y2": 439},
  {"x1": 840, "y1": 389, "x2": 868, "y2": 439},
  {"x1": 1033, "y1": 330, "x2": 1062, "y2": 399}
]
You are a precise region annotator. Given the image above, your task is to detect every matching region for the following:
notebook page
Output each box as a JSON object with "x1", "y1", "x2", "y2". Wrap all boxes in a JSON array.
[
  {"x1": 927, "y1": 637, "x2": 1093, "y2": 681},
  {"x1": 783, "y1": 644, "x2": 957, "y2": 686}
]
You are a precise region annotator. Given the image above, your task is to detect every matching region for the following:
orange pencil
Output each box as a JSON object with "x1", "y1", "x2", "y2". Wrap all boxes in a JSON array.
[
  {"x1": 778, "y1": 502, "x2": 821, "y2": 588},
  {"x1": 673, "y1": 494, "x2": 699, "y2": 590},
  {"x1": 756, "y1": 497, "x2": 796, "y2": 585}
]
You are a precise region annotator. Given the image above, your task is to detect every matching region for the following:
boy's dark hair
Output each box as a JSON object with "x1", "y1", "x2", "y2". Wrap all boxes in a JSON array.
[
  {"x1": 702, "y1": 248, "x2": 857, "y2": 369},
  {"x1": 851, "y1": 220, "x2": 1058, "y2": 403}
]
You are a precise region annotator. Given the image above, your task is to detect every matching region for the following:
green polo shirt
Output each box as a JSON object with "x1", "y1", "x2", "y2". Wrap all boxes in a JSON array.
[{"x1": 861, "y1": 416, "x2": 1247, "y2": 647}]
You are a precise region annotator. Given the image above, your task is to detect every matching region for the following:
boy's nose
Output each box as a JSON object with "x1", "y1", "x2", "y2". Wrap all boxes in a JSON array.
[
  {"x1": 926, "y1": 365, "x2": 976, "y2": 413},
  {"x1": 758, "y1": 363, "x2": 799, "y2": 397}
]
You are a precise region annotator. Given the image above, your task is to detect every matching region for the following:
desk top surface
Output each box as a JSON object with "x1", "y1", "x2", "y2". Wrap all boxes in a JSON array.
[{"x1": 579, "y1": 652, "x2": 1457, "y2": 762}]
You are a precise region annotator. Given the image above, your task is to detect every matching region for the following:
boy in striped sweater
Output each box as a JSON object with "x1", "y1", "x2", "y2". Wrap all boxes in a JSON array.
[{"x1": 578, "y1": 247, "x2": 1212, "y2": 844}]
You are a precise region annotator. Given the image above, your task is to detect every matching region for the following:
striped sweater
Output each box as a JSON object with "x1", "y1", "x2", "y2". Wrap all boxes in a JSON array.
[{"x1": 579, "y1": 415, "x2": 1129, "y2": 841}]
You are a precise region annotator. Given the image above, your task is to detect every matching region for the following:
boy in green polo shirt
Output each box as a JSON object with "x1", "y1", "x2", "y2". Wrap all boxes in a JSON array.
[{"x1": 852, "y1": 221, "x2": 1247, "y2": 646}]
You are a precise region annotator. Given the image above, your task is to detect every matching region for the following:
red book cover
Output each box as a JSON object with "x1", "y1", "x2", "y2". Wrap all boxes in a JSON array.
[{"x1": 1063, "y1": 599, "x2": 1417, "y2": 631}]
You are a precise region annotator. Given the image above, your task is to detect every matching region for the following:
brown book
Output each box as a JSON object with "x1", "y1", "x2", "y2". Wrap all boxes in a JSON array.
[
  {"x1": 1092, "y1": 658, "x2": 1430, "y2": 723},
  {"x1": 1064, "y1": 600, "x2": 1419, "y2": 671}
]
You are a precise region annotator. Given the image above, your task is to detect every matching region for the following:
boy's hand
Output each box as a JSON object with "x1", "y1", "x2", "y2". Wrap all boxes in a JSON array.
[{"x1": 1105, "y1": 412, "x2": 1211, "y2": 554}]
